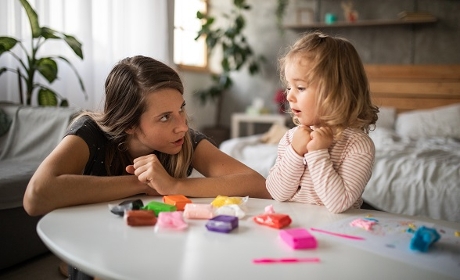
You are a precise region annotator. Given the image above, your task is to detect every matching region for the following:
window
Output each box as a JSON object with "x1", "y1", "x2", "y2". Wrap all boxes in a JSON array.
[{"x1": 174, "y1": 0, "x2": 208, "y2": 71}]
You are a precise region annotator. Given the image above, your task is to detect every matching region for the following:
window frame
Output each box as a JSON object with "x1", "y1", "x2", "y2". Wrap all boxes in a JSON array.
[{"x1": 173, "y1": 0, "x2": 209, "y2": 72}]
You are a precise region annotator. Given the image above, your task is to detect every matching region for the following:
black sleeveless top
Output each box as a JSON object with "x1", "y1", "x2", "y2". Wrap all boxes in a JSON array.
[{"x1": 65, "y1": 115, "x2": 207, "y2": 280}]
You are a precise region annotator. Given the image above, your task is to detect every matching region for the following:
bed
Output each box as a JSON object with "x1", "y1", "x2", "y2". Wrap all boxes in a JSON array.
[{"x1": 220, "y1": 64, "x2": 460, "y2": 223}]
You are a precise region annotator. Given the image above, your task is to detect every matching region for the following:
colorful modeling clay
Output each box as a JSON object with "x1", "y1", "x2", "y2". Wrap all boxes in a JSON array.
[
  {"x1": 279, "y1": 228, "x2": 318, "y2": 249},
  {"x1": 109, "y1": 199, "x2": 144, "y2": 216},
  {"x1": 124, "y1": 210, "x2": 157, "y2": 226},
  {"x1": 310, "y1": 228, "x2": 365, "y2": 240},
  {"x1": 253, "y1": 258, "x2": 320, "y2": 264},
  {"x1": 157, "y1": 211, "x2": 188, "y2": 230},
  {"x1": 214, "y1": 204, "x2": 246, "y2": 218},
  {"x1": 409, "y1": 226, "x2": 441, "y2": 252},
  {"x1": 163, "y1": 195, "x2": 192, "y2": 211},
  {"x1": 142, "y1": 201, "x2": 176, "y2": 216},
  {"x1": 211, "y1": 195, "x2": 247, "y2": 207},
  {"x1": 350, "y1": 218, "x2": 376, "y2": 231},
  {"x1": 183, "y1": 203, "x2": 215, "y2": 219},
  {"x1": 264, "y1": 205, "x2": 275, "y2": 214},
  {"x1": 253, "y1": 213, "x2": 292, "y2": 229},
  {"x1": 205, "y1": 215, "x2": 238, "y2": 233}
]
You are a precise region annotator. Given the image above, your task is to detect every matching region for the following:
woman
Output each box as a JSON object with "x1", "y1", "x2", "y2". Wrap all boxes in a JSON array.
[{"x1": 24, "y1": 55, "x2": 271, "y2": 217}]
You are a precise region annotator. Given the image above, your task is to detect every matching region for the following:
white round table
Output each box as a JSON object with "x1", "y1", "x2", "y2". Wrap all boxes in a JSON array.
[{"x1": 37, "y1": 196, "x2": 459, "y2": 280}]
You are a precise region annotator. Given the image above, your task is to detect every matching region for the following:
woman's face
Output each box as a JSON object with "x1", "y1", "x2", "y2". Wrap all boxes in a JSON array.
[
  {"x1": 284, "y1": 56, "x2": 318, "y2": 126},
  {"x1": 126, "y1": 88, "x2": 188, "y2": 158}
]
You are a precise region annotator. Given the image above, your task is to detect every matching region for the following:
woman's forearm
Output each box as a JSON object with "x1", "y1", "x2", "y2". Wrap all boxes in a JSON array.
[{"x1": 24, "y1": 174, "x2": 149, "y2": 216}]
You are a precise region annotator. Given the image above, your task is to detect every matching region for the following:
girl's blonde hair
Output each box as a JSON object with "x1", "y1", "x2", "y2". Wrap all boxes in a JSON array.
[
  {"x1": 279, "y1": 31, "x2": 379, "y2": 138},
  {"x1": 80, "y1": 56, "x2": 193, "y2": 177}
]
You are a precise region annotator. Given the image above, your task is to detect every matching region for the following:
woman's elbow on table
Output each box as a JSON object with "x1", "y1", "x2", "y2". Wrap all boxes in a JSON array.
[{"x1": 23, "y1": 176, "x2": 53, "y2": 216}]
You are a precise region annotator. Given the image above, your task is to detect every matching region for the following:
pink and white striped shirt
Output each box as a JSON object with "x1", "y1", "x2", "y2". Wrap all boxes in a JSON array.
[{"x1": 266, "y1": 126, "x2": 375, "y2": 214}]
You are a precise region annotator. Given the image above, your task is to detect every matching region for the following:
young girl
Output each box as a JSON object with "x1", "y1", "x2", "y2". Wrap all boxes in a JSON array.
[
  {"x1": 266, "y1": 31, "x2": 379, "y2": 214},
  {"x1": 24, "y1": 55, "x2": 271, "y2": 217}
]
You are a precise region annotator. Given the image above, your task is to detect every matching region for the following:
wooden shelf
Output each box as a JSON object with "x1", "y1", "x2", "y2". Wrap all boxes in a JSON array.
[{"x1": 284, "y1": 18, "x2": 437, "y2": 30}]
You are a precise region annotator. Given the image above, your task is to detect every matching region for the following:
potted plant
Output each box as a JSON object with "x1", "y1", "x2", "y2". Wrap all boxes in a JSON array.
[
  {"x1": 0, "y1": 0, "x2": 85, "y2": 106},
  {"x1": 195, "y1": 0, "x2": 265, "y2": 145}
]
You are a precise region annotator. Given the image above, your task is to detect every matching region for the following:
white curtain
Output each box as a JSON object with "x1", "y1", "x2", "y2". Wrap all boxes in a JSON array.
[{"x1": 0, "y1": 0, "x2": 173, "y2": 111}]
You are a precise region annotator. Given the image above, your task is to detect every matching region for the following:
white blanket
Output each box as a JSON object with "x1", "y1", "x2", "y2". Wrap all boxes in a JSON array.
[
  {"x1": 363, "y1": 128, "x2": 460, "y2": 222},
  {"x1": 220, "y1": 128, "x2": 460, "y2": 222},
  {"x1": 220, "y1": 135, "x2": 278, "y2": 178}
]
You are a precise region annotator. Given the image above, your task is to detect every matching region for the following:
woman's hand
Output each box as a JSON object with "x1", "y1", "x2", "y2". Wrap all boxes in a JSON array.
[
  {"x1": 307, "y1": 126, "x2": 333, "y2": 152},
  {"x1": 291, "y1": 125, "x2": 312, "y2": 156},
  {"x1": 126, "y1": 154, "x2": 175, "y2": 195}
]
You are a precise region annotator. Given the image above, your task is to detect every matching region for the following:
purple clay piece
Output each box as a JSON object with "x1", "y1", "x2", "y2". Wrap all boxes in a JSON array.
[{"x1": 205, "y1": 215, "x2": 238, "y2": 233}]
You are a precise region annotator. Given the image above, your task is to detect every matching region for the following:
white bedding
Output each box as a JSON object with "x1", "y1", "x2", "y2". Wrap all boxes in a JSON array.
[
  {"x1": 363, "y1": 128, "x2": 460, "y2": 222},
  {"x1": 219, "y1": 127, "x2": 460, "y2": 223},
  {"x1": 220, "y1": 134, "x2": 278, "y2": 178}
]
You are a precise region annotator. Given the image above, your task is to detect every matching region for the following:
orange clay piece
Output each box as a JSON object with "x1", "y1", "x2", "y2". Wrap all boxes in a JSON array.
[{"x1": 163, "y1": 195, "x2": 192, "y2": 211}]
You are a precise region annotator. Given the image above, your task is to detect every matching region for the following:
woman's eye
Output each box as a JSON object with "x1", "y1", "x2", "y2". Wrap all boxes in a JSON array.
[
  {"x1": 297, "y1": 87, "x2": 305, "y2": 91},
  {"x1": 180, "y1": 102, "x2": 187, "y2": 113},
  {"x1": 160, "y1": 115, "x2": 169, "y2": 122}
]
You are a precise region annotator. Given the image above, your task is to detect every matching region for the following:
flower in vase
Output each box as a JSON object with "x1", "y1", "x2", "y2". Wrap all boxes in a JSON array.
[{"x1": 274, "y1": 88, "x2": 288, "y2": 114}]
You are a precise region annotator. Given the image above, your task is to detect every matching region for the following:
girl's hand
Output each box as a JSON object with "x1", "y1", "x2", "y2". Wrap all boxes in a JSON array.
[
  {"x1": 126, "y1": 154, "x2": 175, "y2": 195},
  {"x1": 307, "y1": 126, "x2": 333, "y2": 152},
  {"x1": 291, "y1": 125, "x2": 313, "y2": 156}
]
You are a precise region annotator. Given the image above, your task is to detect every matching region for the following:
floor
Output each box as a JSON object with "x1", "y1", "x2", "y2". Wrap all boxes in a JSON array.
[{"x1": 0, "y1": 252, "x2": 66, "y2": 280}]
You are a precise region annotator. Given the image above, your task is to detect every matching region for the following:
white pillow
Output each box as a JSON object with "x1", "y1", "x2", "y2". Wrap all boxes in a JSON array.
[
  {"x1": 395, "y1": 103, "x2": 460, "y2": 138},
  {"x1": 376, "y1": 106, "x2": 396, "y2": 130}
]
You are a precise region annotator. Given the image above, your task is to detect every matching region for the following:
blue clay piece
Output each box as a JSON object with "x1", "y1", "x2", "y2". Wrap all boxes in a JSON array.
[{"x1": 409, "y1": 226, "x2": 441, "y2": 252}]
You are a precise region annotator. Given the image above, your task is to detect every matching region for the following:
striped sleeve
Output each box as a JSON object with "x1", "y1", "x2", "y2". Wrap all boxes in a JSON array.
[
  {"x1": 266, "y1": 128, "x2": 305, "y2": 201},
  {"x1": 305, "y1": 132, "x2": 375, "y2": 213},
  {"x1": 266, "y1": 127, "x2": 375, "y2": 213}
]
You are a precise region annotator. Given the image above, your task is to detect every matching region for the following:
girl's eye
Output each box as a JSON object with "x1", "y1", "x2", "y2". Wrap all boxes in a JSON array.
[{"x1": 298, "y1": 87, "x2": 305, "y2": 91}]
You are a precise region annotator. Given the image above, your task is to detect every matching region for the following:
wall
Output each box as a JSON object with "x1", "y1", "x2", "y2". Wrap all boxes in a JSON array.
[{"x1": 180, "y1": 0, "x2": 460, "y2": 133}]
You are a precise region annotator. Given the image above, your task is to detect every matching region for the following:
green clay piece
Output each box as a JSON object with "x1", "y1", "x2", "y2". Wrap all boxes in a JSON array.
[{"x1": 142, "y1": 201, "x2": 177, "y2": 216}]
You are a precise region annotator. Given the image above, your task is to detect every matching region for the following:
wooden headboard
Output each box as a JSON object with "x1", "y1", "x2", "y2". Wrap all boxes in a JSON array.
[{"x1": 364, "y1": 64, "x2": 460, "y2": 112}]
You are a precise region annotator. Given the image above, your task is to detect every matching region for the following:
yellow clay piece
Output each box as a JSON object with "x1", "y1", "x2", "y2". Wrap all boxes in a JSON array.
[{"x1": 211, "y1": 195, "x2": 242, "y2": 207}]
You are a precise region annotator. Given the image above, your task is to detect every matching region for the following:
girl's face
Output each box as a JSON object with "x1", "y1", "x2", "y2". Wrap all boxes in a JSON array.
[
  {"x1": 126, "y1": 89, "x2": 188, "y2": 158},
  {"x1": 284, "y1": 56, "x2": 318, "y2": 126}
]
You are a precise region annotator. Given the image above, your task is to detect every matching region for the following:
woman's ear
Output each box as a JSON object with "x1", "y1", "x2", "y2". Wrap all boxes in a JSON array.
[{"x1": 125, "y1": 127, "x2": 135, "y2": 135}]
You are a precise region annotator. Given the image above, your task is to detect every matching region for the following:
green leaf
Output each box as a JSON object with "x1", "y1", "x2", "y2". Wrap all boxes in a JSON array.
[
  {"x1": 41, "y1": 27, "x2": 60, "y2": 39},
  {"x1": 235, "y1": 15, "x2": 245, "y2": 31},
  {"x1": 37, "y1": 88, "x2": 58, "y2": 106},
  {"x1": 19, "y1": 0, "x2": 40, "y2": 38},
  {"x1": 248, "y1": 61, "x2": 259, "y2": 75},
  {"x1": 64, "y1": 35, "x2": 83, "y2": 59},
  {"x1": 36, "y1": 58, "x2": 58, "y2": 83},
  {"x1": 60, "y1": 99, "x2": 69, "y2": 107},
  {"x1": 56, "y1": 56, "x2": 87, "y2": 94},
  {"x1": 0, "y1": 37, "x2": 19, "y2": 55}
]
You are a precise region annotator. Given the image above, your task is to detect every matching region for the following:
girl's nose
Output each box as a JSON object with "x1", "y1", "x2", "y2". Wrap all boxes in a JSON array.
[{"x1": 286, "y1": 90, "x2": 295, "y2": 103}]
